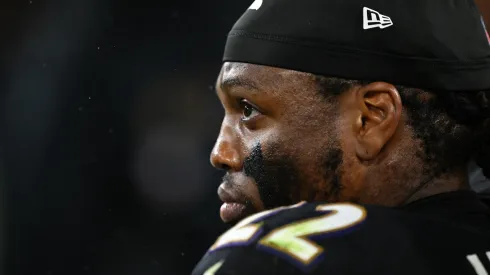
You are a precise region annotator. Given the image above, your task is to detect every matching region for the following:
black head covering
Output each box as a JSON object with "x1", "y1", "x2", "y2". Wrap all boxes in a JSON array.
[{"x1": 223, "y1": 0, "x2": 490, "y2": 91}]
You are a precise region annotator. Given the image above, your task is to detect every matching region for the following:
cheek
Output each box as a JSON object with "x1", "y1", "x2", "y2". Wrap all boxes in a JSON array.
[
  {"x1": 278, "y1": 123, "x2": 337, "y2": 163},
  {"x1": 267, "y1": 129, "x2": 330, "y2": 174},
  {"x1": 277, "y1": 122, "x2": 344, "y2": 190},
  {"x1": 242, "y1": 125, "x2": 283, "y2": 154}
]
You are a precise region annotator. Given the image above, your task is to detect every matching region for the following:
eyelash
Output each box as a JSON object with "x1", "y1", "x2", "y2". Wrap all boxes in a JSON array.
[{"x1": 238, "y1": 99, "x2": 261, "y2": 122}]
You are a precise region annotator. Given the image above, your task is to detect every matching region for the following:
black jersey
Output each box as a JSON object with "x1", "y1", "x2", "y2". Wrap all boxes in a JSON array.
[{"x1": 192, "y1": 191, "x2": 490, "y2": 275}]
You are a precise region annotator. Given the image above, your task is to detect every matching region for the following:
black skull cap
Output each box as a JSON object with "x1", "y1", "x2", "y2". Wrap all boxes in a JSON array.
[{"x1": 223, "y1": 0, "x2": 490, "y2": 91}]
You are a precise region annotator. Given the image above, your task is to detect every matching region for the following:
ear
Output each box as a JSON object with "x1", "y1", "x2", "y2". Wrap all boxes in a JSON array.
[{"x1": 354, "y1": 82, "x2": 402, "y2": 160}]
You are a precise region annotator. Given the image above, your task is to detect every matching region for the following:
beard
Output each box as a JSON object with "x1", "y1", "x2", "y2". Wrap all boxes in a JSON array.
[{"x1": 243, "y1": 141, "x2": 343, "y2": 210}]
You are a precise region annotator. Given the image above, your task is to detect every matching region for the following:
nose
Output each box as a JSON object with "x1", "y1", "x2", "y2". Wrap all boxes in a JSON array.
[{"x1": 210, "y1": 122, "x2": 242, "y2": 171}]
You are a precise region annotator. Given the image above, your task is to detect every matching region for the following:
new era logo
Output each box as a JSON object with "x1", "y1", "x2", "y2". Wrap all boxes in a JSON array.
[{"x1": 363, "y1": 7, "x2": 393, "y2": 30}]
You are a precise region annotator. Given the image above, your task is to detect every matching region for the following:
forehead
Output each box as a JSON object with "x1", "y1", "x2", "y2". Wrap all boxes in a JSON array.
[{"x1": 218, "y1": 62, "x2": 316, "y2": 92}]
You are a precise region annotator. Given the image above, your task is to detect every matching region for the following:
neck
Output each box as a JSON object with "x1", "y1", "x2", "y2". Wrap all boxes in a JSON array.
[{"x1": 403, "y1": 171, "x2": 470, "y2": 205}]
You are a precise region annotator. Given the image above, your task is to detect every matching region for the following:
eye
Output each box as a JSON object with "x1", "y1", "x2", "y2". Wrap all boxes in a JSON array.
[{"x1": 239, "y1": 99, "x2": 261, "y2": 121}]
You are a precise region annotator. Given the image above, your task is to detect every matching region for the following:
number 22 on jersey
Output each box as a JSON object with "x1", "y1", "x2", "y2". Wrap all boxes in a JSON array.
[{"x1": 208, "y1": 202, "x2": 367, "y2": 269}]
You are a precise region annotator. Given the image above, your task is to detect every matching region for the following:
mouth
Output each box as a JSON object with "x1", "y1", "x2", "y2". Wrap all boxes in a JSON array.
[{"x1": 218, "y1": 183, "x2": 254, "y2": 223}]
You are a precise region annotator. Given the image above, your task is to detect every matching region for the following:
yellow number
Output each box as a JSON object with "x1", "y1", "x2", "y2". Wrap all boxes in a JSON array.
[
  {"x1": 258, "y1": 203, "x2": 366, "y2": 266},
  {"x1": 209, "y1": 202, "x2": 306, "y2": 251},
  {"x1": 203, "y1": 260, "x2": 224, "y2": 275},
  {"x1": 208, "y1": 202, "x2": 366, "y2": 269}
]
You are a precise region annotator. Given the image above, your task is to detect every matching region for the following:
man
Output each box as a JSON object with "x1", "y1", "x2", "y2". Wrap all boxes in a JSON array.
[{"x1": 193, "y1": 0, "x2": 490, "y2": 274}]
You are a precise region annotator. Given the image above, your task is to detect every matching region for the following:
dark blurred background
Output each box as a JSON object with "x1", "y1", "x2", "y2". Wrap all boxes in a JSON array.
[{"x1": 0, "y1": 0, "x2": 253, "y2": 274}]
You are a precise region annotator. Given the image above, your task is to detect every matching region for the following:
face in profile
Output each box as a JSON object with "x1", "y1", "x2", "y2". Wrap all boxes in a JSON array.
[{"x1": 210, "y1": 62, "x2": 346, "y2": 224}]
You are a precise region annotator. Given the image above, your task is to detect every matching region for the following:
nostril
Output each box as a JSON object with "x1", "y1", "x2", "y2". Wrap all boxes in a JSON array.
[
  {"x1": 211, "y1": 154, "x2": 229, "y2": 171},
  {"x1": 219, "y1": 163, "x2": 231, "y2": 171}
]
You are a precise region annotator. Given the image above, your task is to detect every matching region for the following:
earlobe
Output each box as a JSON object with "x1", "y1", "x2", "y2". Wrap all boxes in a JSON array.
[{"x1": 355, "y1": 82, "x2": 402, "y2": 161}]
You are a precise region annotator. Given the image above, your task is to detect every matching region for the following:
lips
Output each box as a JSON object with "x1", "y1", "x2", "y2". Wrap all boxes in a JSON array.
[{"x1": 218, "y1": 184, "x2": 252, "y2": 223}]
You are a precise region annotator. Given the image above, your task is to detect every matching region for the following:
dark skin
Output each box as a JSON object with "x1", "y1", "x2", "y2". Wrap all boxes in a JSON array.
[{"x1": 211, "y1": 62, "x2": 469, "y2": 224}]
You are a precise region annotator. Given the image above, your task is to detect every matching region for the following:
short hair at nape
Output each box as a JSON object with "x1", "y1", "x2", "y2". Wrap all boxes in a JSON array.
[{"x1": 314, "y1": 75, "x2": 490, "y2": 180}]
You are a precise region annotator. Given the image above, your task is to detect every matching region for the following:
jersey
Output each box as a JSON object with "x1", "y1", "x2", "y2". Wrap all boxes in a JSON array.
[{"x1": 192, "y1": 191, "x2": 490, "y2": 275}]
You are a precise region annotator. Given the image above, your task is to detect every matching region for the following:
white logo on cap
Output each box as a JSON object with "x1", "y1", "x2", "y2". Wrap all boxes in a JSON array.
[
  {"x1": 249, "y1": 0, "x2": 263, "y2": 10},
  {"x1": 363, "y1": 7, "x2": 393, "y2": 30}
]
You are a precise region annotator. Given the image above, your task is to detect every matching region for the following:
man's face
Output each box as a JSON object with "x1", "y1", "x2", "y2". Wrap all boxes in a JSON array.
[{"x1": 211, "y1": 62, "x2": 345, "y2": 224}]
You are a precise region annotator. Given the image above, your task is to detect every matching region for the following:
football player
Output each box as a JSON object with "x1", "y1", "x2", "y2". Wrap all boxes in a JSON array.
[{"x1": 193, "y1": 0, "x2": 490, "y2": 274}]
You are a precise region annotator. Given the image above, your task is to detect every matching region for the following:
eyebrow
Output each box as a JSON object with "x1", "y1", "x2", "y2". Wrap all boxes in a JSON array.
[{"x1": 219, "y1": 76, "x2": 259, "y2": 92}]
